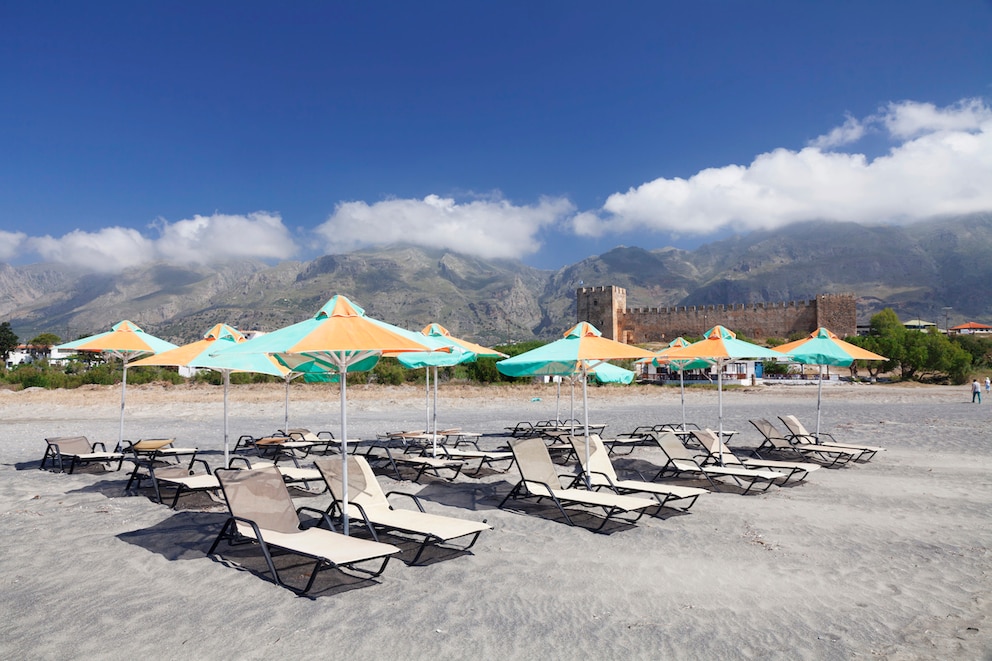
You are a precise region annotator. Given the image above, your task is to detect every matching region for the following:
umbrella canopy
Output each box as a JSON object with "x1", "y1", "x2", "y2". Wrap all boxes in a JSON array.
[
  {"x1": 497, "y1": 322, "x2": 654, "y2": 482},
  {"x1": 774, "y1": 327, "x2": 887, "y2": 438},
  {"x1": 219, "y1": 294, "x2": 431, "y2": 535},
  {"x1": 399, "y1": 323, "x2": 508, "y2": 456},
  {"x1": 642, "y1": 337, "x2": 715, "y2": 430},
  {"x1": 663, "y1": 326, "x2": 787, "y2": 462},
  {"x1": 131, "y1": 323, "x2": 287, "y2": 466},
  {"x1": 55, "y1": 320, "x2": 178, "y2": 449}
]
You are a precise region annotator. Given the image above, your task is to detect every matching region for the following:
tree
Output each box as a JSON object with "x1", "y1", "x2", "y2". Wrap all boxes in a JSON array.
[
  {"x1": 0, "y1": 322, "x2": 19, "y2": 363},
  {"x1": 29, "y1": 332, "x2": 61, "y2": 348}
]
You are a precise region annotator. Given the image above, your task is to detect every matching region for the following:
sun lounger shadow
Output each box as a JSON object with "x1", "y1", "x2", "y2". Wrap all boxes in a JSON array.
[
  {"x1": 117, "y1": 511, "x2": 228, "y2": 561},
  {"x1": 405, "y1": 481, "x2": 506, "y2": 513}
]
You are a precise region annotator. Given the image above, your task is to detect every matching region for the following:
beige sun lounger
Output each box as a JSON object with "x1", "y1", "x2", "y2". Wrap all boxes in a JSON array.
[
  {"x1": 690, "y1": 429, "x2": 819, "y2": 485},
  {"x1": 750, "y1": 418, "x2": 863, "y2": 467},
  {"x1": 314, "y1": 456, "x2": 490, "y2": 565},
  {"x1": 566, "y1": 434, "x2": 707, "y2": 511},
  {"x1": 649, "y1": 431, "x2": 784, "y2": 495},
  {"x1": 41, "y1": 436, "x2": 125, "y2": 474},
  {"x1": 499, "y1": 436, "x2": 657, "y2": 532},
  {"x1": 209, "y1": 466, "x2": 400, "y2": 595},
  {"x1": 779, "y1": 415, "x2": 883, "y2": 460}
]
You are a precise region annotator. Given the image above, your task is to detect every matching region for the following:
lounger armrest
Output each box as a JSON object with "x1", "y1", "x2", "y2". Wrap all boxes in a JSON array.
[
  {"x1": 316, "y1": 431, "x2": 334, "y2": 439},
  {"x1": 815, "y1": 431, "x2": 837, "y2": 442},
  {"x1": 189, "y1": 458, "x2": 213, "y2": 475},
  {"x1": 91, "y1": 441, "x2": 108, "y2": 452},
  {"x1": 570, "y1": 470, "x2": 619, "y2": 491},
  {"x1": 320, "y1": 500, "x2": 380, "y2": 540},
  {"x1": 227, "y1": 456, "x2": 253, "y2": 469},
  {"x1": 384, "y1": 490, "x2": 427, "y2": 512},
  {"x1": 297, "y1": 505, "x2": 341, "y2": 533},
  {"x1": 521, "y1": 478, "x2": 559, "y2": 495}
]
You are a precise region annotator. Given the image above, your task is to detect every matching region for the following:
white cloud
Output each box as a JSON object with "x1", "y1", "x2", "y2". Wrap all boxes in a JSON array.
[
  {"x1": 154, "y1": 212, "x2": 297, "y2": 263},
  {"x1": 0, "y1": 231, "x2": 27, "y2": 261},
  {"x1": 28, "y1": 227, "x2": 156, "y2": 272},
  {"x1": 20, "y1": 212, "x2": 298, "y2": 273},
  {"x1": 573, "y1": 98, "x2": 992, "y2": 238},
  {"x1": 809, "y1": 114, "x2": 867, "y2": 149},
  {"x1": 315, "y1": 193, "x2": 575, "y2": 259}
]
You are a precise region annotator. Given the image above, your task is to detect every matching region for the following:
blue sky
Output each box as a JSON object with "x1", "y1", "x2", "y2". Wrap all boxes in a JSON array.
[{"x1": 2, "y1": 2, "x2": 991, "y2": 272}]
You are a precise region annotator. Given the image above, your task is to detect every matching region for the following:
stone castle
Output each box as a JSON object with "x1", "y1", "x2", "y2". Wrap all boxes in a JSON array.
[{"x1": 576, "y1": 286, "x2": 857, "y2": 343}]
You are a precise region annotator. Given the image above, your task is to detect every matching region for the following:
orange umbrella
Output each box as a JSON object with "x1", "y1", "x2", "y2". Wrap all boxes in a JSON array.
[
  {"x1": 132, "y1": 323, "x2": 288, "y2": 465},
  {"x1": 663, "y1": 325, "x2": 786, "y2": 463},
  {"x1": 219, "y1": 295, "x2": 430, "y2": 535},
  {"x1": 55, "y1": 321, "x2": 178, "y2": 448},
  {"x1": 774, "y1": 327, "x2": 887, "y2": 438}
]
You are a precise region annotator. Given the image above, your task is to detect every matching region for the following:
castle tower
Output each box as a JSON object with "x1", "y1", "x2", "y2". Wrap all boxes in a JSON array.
[{"x1": 576, "y1": 286, "x2": 626, "y2": 340}]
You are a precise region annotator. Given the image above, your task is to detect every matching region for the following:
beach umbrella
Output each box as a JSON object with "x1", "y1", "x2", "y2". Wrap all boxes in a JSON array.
[
  {"x1": 219, "y1": 295, "x2": 431, "y2": 535},
  {"x1": 773, "y1": 327, "x2": 887, "y2": 438},
  {"x1": 398, "y1": 324, "x2": 507, "y2": 457},
  {"x1": 131, "y1": 323, "x2": 288, "y2": 466},
  {"x1": 663, "y1": 326, "x2": 787, "y2": 464},
  {"x1": 55, "y1": 320, "x2": 178, "y2": 449},
  {"x1": 496, "y1": 322, "x2": 655, "y2": 484},
  {"x1": 644, "y1": 337, "x2": 715, "y2": 431}
]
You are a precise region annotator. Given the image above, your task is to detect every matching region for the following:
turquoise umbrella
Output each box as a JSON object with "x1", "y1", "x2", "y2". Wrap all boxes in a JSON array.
[
  {"x1": 132, "y1": 323, "x2": 288, "y2": 466},
  {"x1": 217, "y1": 295, "x2": 430, "y2": 535},
  {"x1": 56, "y1": 320, "x2": 178, "y2": 449},
  {"x1": 774, "y1": 327, "x2": 887, "y2": 438},
  {"x1": 663, "y1": 326, "x2": 788, "y2": 464},
  {"x1": 641, "y1": 337, "x2": 716, "y2": 431},
  {"x1": 497, "y1": 322, "x2": 655, "y2": 483}
]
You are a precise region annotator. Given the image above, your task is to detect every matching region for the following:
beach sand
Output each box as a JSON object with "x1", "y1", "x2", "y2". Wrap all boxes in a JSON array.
[{"x1": 1, "y1": 381, "x2": 990, "y2": 660}]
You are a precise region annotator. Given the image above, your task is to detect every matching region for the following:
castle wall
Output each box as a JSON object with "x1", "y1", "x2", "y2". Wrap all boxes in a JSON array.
[{"x1": 577, "y1": 287, "x2": 856, "y2": 343}]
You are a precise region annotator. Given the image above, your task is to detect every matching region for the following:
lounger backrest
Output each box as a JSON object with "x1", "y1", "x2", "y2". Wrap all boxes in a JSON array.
[
  {"x1": 216, "y1": 467, "x2": 300, "y2": 535},
  {"x1": 314, "y1": 456, "x2": 389, "y2": 510},
  {"x1": 654, "y1": 431, "x2": 693, "y2": 461},
  {"x1": 692, "y1": 430, "x2": 744, "y2": 466},
  {"x1": 750, "y1": 419, "x2": 788, "y2": 447},
  {"x1": 509, "y1": 437, "x2": 560, "y2": 489},
  {"x1": 286, "y1": 428, "x2": 319, "y2": 442},
  {"x1": 566, "y1": 434, "x2": 617, "y2": 484},
  {"x1": 46, "y1": 436, "x2": 93, "y2": 454},
  {"x1": 779, "y1": 415, "x2": 813, "y2": 441}
]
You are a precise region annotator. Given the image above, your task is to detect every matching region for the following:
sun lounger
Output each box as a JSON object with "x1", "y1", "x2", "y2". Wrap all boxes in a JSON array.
[
  {"x1": 314, "y1": 456, "x2": 490, "y2": 565},
  {"x1": 779, "y1": 415, "x2": 883, "y2": 460},
  {"x1": 648, "y1": 431, "x2": 782, "y2": 495},
  {"x1": 498, "y1": 436, "x2": 657, "y2": 532},
  {"x1": 209, "y1": 466, "x2": 400, "y2": 595},
  {"x1": 126, "y1": 458, "x2": 220, "y2": 508},
  {"x1": 690, "y1": 429, "x2": 819, "y2": 484},
  {"x1": 750, "y1": 419, "x2": 862, "y2": 467},
  {"x1": 283, "y1": 428, "x2": 340, "y2": 455},
  {"x1": 566, "y1": 435, "x2": 707, "y2": 511},
  {"x1": 41, "y1": 436, "x2": 125, "y2": 474}
]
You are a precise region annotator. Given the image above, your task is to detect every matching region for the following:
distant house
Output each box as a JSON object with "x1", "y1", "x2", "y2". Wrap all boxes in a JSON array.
[
  {"x1": 949, "y1": 321, "x2": 992, "y2": 335},
  {"x1": 901, "y1": 319, "x2": 938, "y2": 332},
  {"x1": 5, "y1": 344, "x2": 73, "y2": 368}
]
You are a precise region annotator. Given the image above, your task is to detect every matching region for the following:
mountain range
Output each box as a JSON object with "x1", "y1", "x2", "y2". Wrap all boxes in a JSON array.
[{"x1": 3, "y1": 214, "x2": 992, "y2": 344}]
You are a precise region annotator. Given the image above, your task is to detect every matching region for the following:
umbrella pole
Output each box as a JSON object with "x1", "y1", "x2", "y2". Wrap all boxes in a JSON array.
[
  {"x1": 569, "y1": 377, "x2": 575, "y2": 433},
  {"x1": 432, "y1": 365, "x2": 438, "y2": 458},
  {"x1": 679, "y1": 366, "x2": 686, "y2": 431},
  {"x1": 424, "y1": 367, "x2": 431, "y2": 433},
  {"x1": 118, "y1": 358, "x2": 128, "y2": 452},
  {"x1": 284, "y1": 375, "x2": 290, "y2": 432},
  {"x1": 223, "y1": 370, "x2": 230, "y2": 468},
  {"x1": 717, "y1": 361, "x2": 724, "y2": 466},
  {"x1": 339, "y1": 362, "x2": 350, "y2": 536},
  {"x1": 816, "y1": 364, "x2": 824, "y2": 439},
  {"x1": 555, "y1": 377, "x2": 561, "y2": 423},
  {"x1": 582, "y1": 364, "x2": 591, "y2": 488}
]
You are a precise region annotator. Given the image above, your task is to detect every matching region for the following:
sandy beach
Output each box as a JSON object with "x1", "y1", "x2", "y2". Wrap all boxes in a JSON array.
[{"x1": 1, "y1": 380, "x2": 990, "y2": 660}]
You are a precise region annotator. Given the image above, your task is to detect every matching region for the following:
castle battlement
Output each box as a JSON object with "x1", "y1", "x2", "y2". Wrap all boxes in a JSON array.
[{"x1": 578, "y1": 287, "x2": 856, "y2": 342}]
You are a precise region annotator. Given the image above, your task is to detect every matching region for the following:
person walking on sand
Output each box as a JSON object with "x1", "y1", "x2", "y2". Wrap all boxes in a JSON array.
[
  {"x1": 985, "y1": 376, "x2": 990, "y2": 396},
  {"x1": 972, "y1": 379, "x2": 982, "y2": 403}
]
